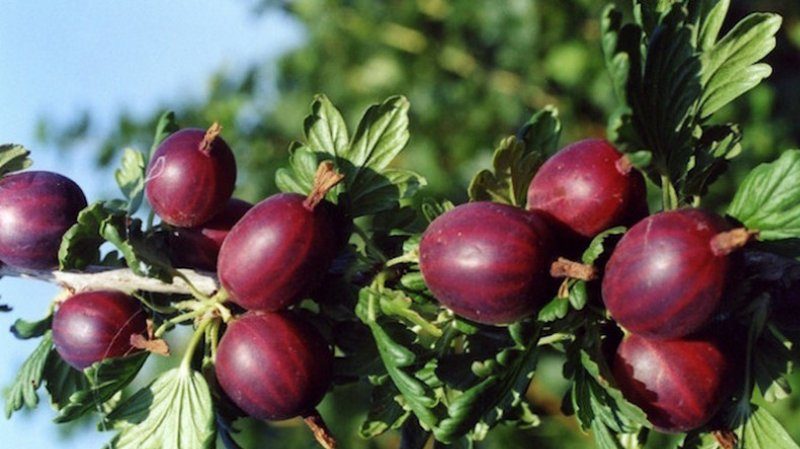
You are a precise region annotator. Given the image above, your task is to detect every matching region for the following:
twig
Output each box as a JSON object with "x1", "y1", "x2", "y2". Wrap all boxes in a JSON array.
[{"x1": 0, "y1": 265, "x2": 219, "y2": 296}]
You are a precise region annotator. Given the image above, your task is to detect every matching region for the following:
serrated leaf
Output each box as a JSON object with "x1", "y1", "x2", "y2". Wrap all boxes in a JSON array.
[
  {"x1": 44, "y1": 353, "x2": 90, "y2": 411},
  {"x1": 728, "y1": 150, "x2": 800, "y2": 240},
  {"x1": 360, "y1": 381, "x2": 410, "y2": 438},
  {"x1": 100, "y1": 216, "x2": 173, "y2": 281},
  {"x1": 699, "y1": 13, "x2": 781, "y2": 118},
  {"x1": 741, "y1": 406, "x2": 800, "y2": 449},
  {"x1": 4, "y1": 333, "x2": 53, "y2": 418},
  {"x1": 10, "y1": 314, "x2": 52, "y2": 340},
  {"x1": 469, "y1": 108, "x2": 559, "y2": 206},
  {"x1": 350, "y1": 168, "x2": 426, "y2": 217},
  {"x1": 115, "y1": 148, "x2": 147, "y2": 214},
  {"x1": 305, "y1": 94, "x2": 349, "y2": 157},
  {"x1": 582, "y1": 227, "x2": 627, "y2": 265},
  {"x1": 59, "y1": 202, "x2": 119, "y2": 270},
  {"x1": 689, "y1": 0, "x2": 729, "y2": 51},
  {"x1": 356, "y1": 288, "x2": 439, "y2": 430},
  {"x1": 684, "y1": 124, "x2": 741, "y2": 197},
  {"x1": 538, "y1": 297, "x2": 570, "y2": 322},
  {"x1": 569, "y1": 281, "x2": 589, "y2": 310},
  {"x1": 55, "y1": 352, "x2": 148, "y2": 423},
  {"x1": 275, "y1": 145, "x2": 329, "y2": 195},
  {"x1": 149, "y1": 111, "x2": 179, "y2": 158},
  {"x1": 0, "y1": 144, "x2": 32, "y2": 176},
  {"x1": 347, "y1": 95, "x2": 410, "y2": 174},
  {"x1": 104, "y1": 367, "x2": 215, "y2": 449},
  {"x1": 434, "y1": 325, "x2": 541, "y2": 443}
]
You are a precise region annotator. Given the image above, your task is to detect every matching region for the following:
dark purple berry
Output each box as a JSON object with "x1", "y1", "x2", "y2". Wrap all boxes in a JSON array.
[
  {"x1": 168, "y1": 198, "x2": 252, "y2": 271},
  {"x1": 217, "y1": 193, "x2": 339, "y2": 311},
  {"x1": 613, "y1": 333, "x2": 731, "y2": 433},
  {"x1": 145, "y1": 125, "x2": 236, "y2": 227},
  {"x1": 602, "y1": 209, "x2": 731, "y2": 339},
  {"x1": 52, "y1": 290, "x2": 148, "y2": 370},
  {"x1": 527, "y1": 139, "x2": 647, "y2": 240},
  {"x1": 214, "y1": 312, "x2": 333, "y2": 420},
  {"x1": 0, "y1": 171, "x2": 87, "y2": 269},
  {"x1": 419, "y1": 202, "x2": 554, "y2": 325}
]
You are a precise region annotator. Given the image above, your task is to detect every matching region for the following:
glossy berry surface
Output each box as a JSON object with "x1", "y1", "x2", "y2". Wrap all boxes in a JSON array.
[
  {"x1": 602, "y1": 209, "x2": 730, "y2": 339},
  {"x1": 217, "y1": 193, "x2": 340, "y2": 311},
  {"x1": 613, "y1": 333, "x2": 730, "y2": 433},
  {"x1": 214, "y1": 312, "x2": 333, "y2": 420},
  {"x1": 0, "y1": 171, "x2": 87, "y2": 269},
  {"x1": 52, "y1": 290, "x2": 147, "y2": 370},
  {"x1": 527, "y1": 139, "x2": 647, "y2": 240},
  {"x1": 168, "y1": 198, "x2": 252, "y2": 271},
  {"x1": 145, "y1": 128, "x2": 236, "y2": 227},
  {"x1": 419, "y1": 202, "x2": 554, "y2": 325}
]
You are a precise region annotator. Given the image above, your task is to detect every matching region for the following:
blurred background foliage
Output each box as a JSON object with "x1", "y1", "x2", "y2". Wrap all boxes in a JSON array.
[{"x1": 37, "y1": 0, "x2": 800, "y2": 447}]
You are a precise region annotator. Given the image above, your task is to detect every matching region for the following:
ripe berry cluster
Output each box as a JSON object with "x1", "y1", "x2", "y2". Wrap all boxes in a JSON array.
[
  {"x1": 419, "y1": 138, "x2": 748, "y2": 433},
  {"x1": 0, "y1": 126, "x2": 340, "y2": 434}
]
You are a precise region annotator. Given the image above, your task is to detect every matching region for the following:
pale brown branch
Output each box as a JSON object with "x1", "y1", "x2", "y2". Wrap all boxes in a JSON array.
[{"x1": 0, "y1": 265, "x2": 219, "y2": 296}]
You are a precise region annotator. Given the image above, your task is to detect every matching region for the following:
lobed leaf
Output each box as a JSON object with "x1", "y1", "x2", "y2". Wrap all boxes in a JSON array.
[
  {"x1": 741, "y1": 406, "x2": 800, "y2": 449},
  {"x1": 728, "y1": 150, "x2": 800, "y2": 240},
  {"x1": 0, "y1": 144, "x2": 33, "y2": 176},
  {"x1": 104, "y1": 367, "x2": 215, "y2": 449},
  {"x1": 114, "y1": 148, "x2": 147, "y2": 215},
  {"x1": 699, "y1": 13, "x2": 781, "y2": 118},
  {"x1": 4, "y1": 333, "x2": 53, "y2": 418},
  {"x1": 55, "y1": 353, "x2": 149, "y2": 423}
]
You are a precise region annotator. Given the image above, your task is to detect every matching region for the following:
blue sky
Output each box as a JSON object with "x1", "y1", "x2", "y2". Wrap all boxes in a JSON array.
[{"x1": 0, "y1": 2, "x2": 302, "y2": 447}]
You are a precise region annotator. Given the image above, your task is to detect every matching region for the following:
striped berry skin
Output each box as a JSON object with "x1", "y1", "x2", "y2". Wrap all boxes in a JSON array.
[
  {"x1": 527, "y1": 139, "x2": 647, "y2": 240},
  {"x1": 419, "y1": 202, "x2": 554, "y2": 325},
  {"x1": 214, "y1": 312, "x2": 333, "y2": 420},
  {"x1": 602, "y1": 209, "x2": 730, "y2": 339},
  {"x1": 217, "y1": 193, "x2": 339, "y2": 311},
  {"x1": 0, "y1": 171, "x2": 87, "y2": 269},
  {"x1": 613, "y1": 333, "x2": 730, "y2": 433},
  {"x1": 145, "y1": 128, "x2": 236, "y2": 227},
  {"x1": 168, "y1": 198, "x2": 252, "y2": 271},
  {"x1": 52, "y1": 290, "x2": 147, "y2": 370}
]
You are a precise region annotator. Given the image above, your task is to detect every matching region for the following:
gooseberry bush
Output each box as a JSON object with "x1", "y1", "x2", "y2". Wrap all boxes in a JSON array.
[{"x1": 1, "y1": 1, "x2": 798, "y2": 448}]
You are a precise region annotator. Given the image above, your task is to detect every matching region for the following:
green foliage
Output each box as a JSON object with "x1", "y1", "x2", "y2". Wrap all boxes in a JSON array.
[
  {"x1": 729, "y1": 149, "x2": 800, "y2": 240},
  {"x1": 603, "y1": 0, "x2": 781, "y2": 206},
  {"x1": 468, "y1": 107, "x2": 560, "y2": 206},
  {"x1": 4, "y1": 333, "x2": 53, "y2": 418},
  {"x1": 0, "y1": 143, "x2": 32, "y2": 176},
  {"x1": 55, "y1": 353, "x2": 149, "y2": 423},
  {"x1": 103, "y1": 367, "x2": 216, "y2": 449}
]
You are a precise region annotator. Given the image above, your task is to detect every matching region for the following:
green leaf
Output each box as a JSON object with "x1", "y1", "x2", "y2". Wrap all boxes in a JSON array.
[
  {"x1": 684, "y1": 124, "x2": 741, "y2": 197},
  {"x1": 275, "y1": 144, "x2": 327, "y2": 195},
  {"x1": 100, "y1": 216, "x2": 173, "y2": 281},
  {"x1": 149, "y1": 111, "x2": 179, "y2": 158},
  {"x1": 4, "y1": 333, "x2": 53, "y2": 418},
  {"x1": 360, "y1": 381, "x2": 410, "y2": 438},
  {"x1": 10, "y1": 314, "x2": 52, "y2": 340},
  {"x1": 689, "y1": 0, "x2": 729, "y2": 51},
  {"x1": 55, "y1": 353, "x2": 148, "y2": 423},
  {"x1": 305, "y1": 94, "x2": 349, "y2": 157},
  {"x1": 347, "y1": 95, "x2": 410, "y2": 174},
  {"x1": 115, "y1": 148, "x2": 147, "y2": 214},
  {"x1": 59, "y1": 202, "x2": 118, "y2": 270},
  {"x1": 356, "y1": 287, "x2": 439, "y2": 430},
  {"x1": 538, "y1": 297, "x2": 569, "y2": 322},
  {"x1": 350, "y1": 168, "x2": 426, "y2": 217},
  {"x1": 434, "y1": 325, "x2": 541, "y2": 443},
  {"x1": 468, "y1": 107, "x2": 559, "y2": 206},
  {"x1": 699, "y1": 13, "x2": 781, "y2": 118},
  {"x1": 44, "y1": 353, "x2": 90, "y2": 411},
  {"x1": 0, "y1": 144, "x2": 33, "y2": 176},
  {"x1": 728, "y1": 150, "x2": 800, "y2": 240},
  {"x1": 582, "y1": 226, "x2": 627, "y2": 265},
  {"x1": 741, "y1": 406, "x2": 800, "y2": 449},
  {"x1": 104, "y1": 367, "x2": 215, "y2": 449}
]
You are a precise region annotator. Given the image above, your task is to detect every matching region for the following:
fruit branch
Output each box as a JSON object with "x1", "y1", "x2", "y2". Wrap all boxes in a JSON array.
[{"x1": 0, "y1": 264, "x2": 219, "y2": 297}]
